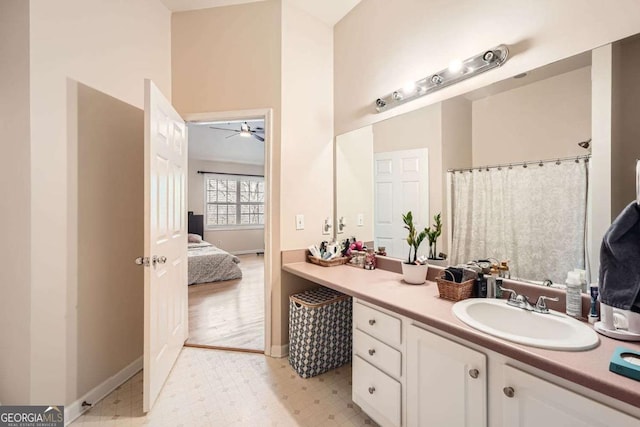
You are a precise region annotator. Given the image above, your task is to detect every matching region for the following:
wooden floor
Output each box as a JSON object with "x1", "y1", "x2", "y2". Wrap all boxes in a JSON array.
[{"x1": 186, "y1": 254, "x2": 264, "y2": 351}]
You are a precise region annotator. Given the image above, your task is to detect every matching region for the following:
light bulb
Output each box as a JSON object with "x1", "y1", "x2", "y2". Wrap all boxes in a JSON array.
[
  {"x1": 402, "y1": 81, "x2": 416, "y2": 94},
  {"x1": 448, "y1": 59, "x2": 463, "y2": 73}
]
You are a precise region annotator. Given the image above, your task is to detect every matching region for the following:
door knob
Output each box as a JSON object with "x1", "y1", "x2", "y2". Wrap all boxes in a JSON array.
[
  {"x1": 368, "y1": 349, "x2": 376, "y2": 356},
  {"x1": 468, "y1": 369, "x2": 479, "y2": 379},
  {"x1": 368, "y1": 387, "x2": 375, "y2": 394},
  {"x1": 503, "y1": 386, "x2": 515, "y2": 398},
  {"x1": 135, "y1": 257, "x2": 150, "y2": 267},
  {"x1": 368, "y1": 319, "x2": 376, "y2": 325}
]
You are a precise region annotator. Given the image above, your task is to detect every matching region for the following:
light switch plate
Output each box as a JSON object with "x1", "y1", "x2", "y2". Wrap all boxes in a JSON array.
[
  {"x1": 357, "y1": 213, "x2": 364, "y2": 226},
  {"x1": 295, "y1": 214, "x2": 305, "y2": 230}
]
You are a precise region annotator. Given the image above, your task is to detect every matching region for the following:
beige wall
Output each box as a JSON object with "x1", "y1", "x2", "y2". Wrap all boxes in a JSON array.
[
  {"x1": 188, "y1": 158, "x2": 265, "y2": 253},
  {"x1": 280, "y1": 1, "x2": 334, "y2": 250},
  {"x1": 28, "y1": 0, "x2": 171, "y2": 405},
  {"x1": 278, "y1": 0, "x2": 334, "y2": 346},
  {"x1": 171, "y1": 2, "x2": 282, "y2": 116},
  {"x1": 441, "y1": 97, "x2": 473, "y2": 254},
  {"x1": 75, "y1": 83, "x2": 144, "y2": 397},
  {"x1": 472, "y1": 67, "x2": 591, "y2": 166},
  {"x1": 334, "y1": 0, "x2": 640, "y2": 135},
  {"x1": 0, "y1": 0, "x2": 31, "y2": 405},
  {"x1": 612, "y1": 36, "x2": 640, "y2": 218},
  {"x1": 335, "y1": 126, "x2": 374, "y2": 243}
]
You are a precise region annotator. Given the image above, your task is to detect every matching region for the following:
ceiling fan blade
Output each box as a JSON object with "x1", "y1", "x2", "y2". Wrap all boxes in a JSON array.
[
  {"x1": 209, "y1": 126, "x2": 237, "y2": 132},
  {"x1": 225, "y1": 133, "x2": 239, "y2": 139},
  {"x1": 253, "y1": 127, "x2": 264, "y2": 131},
  {"x1": 252, "y1": 134, "x2": 265, "y2": 142}
]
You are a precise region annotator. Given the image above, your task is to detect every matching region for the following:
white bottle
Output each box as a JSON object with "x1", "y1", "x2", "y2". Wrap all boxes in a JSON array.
[
  {"x1": 565, "y1": 271, "x2": 582, "y2": 318},
  {"x1": 573, "y1": 268, "x2": 587, "y2": 292}
]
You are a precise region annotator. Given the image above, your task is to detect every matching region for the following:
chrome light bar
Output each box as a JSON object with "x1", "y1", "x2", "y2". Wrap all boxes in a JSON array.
[{"x1": 374, "y1": 45, "x2": 509, "y2": 113}]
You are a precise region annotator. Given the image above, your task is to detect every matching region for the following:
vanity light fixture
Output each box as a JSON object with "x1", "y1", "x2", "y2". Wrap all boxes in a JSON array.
[{"x1": 375, "y1": 45, "x2": 509, "y2": 113}]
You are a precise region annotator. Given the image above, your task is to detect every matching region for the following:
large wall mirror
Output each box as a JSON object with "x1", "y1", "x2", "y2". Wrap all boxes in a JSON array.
[{"x1": 335, "y1": 33, "x2": 640, "y2": 288}]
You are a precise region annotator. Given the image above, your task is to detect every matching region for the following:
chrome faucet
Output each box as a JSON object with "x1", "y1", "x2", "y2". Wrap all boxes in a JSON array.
[
  {"x1": 499, "y1": 286, "x2": 558, "y2": 313},
  {"x1": 534, "y1": 295, "x2": 560, "y2": 314}
]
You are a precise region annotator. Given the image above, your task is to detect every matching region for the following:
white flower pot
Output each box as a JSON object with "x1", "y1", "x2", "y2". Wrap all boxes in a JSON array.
[{"x1": 401, "y1": 262, "x2": 429, "y2": 285}]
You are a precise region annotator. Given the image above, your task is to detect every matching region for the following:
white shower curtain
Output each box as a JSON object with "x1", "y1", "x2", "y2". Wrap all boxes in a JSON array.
[{"x1": 450, "y1": 160, "x2": 588, "y2": 284}]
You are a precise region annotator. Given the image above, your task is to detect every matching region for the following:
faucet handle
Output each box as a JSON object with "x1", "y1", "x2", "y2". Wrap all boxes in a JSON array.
[
  {"x1": 499, "y1": 286, "x2": 519, "y2": 303},
  {"x1": 535, "y1": 295, "x2": 559, "y2": 313}
]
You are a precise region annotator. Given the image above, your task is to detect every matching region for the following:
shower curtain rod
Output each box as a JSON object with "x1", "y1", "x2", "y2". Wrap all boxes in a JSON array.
[{"x1": 447, "y1": 154, "x2": 591, "y2": 173}]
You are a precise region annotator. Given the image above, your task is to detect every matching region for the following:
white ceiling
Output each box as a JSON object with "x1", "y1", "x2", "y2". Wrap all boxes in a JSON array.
[
  {"x1": 188, "y1": 120, "x2": 265, "y2": 165},
  {"x1": 159, "y1": 0, "x2": 360, "y2": 26}
]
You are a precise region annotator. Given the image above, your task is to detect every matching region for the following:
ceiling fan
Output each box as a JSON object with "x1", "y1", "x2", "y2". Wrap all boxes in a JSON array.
[{"x1": 209, "y1": 122, "x2": 265, "y2": 142}]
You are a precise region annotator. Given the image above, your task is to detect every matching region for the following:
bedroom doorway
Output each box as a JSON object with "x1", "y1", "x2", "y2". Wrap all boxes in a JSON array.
[{"x1": 183, "y1": 111, "x2": 271, "y2": 353}]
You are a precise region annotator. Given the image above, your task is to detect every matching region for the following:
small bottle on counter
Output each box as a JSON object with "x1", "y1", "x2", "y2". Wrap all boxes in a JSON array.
[
  {"x1": 565, "y1": 271, "x2": 583, "y2": 317},
  {"x1": 364, "y1": 248, "x2": 376, "y2": 270},
  {"x1": 499, "y1": 261, "x2": 510, "y2": 279},
  {"x1": 487, "y1": 265, "x2": 499, "y2": 298},
  {"x1": 476, "y1": 273, "x2": 487, "y2": 298}
]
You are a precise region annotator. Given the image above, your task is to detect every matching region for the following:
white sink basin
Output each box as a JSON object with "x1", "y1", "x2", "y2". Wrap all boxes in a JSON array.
[{"x1": 452, "y1": 299, "x2": 599, "y2": 351}]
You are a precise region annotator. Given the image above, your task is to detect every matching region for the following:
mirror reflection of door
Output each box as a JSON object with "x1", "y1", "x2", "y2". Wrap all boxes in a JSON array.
[{"x1": 374, "y1": 149, "x2": 429, "y2": 260}]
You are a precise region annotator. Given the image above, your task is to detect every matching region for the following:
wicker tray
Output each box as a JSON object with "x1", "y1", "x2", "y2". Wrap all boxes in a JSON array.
[
  {"x1": 307, "y1": 255, "x2": 349, "y2": 267},
  {"x1": 436, "y1": 272, "x2": 475, "y2": 301}
]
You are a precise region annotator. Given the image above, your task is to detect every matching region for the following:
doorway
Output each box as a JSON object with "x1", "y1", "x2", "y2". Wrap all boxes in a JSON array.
[{"x1": 184, "y1": 114, "x2": 270, "y2": 353}]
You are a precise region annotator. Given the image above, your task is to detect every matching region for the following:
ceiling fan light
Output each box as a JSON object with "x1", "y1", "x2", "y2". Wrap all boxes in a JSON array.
[{"x1": 239, "y1": 130, "x2": 251, "y2": 137}]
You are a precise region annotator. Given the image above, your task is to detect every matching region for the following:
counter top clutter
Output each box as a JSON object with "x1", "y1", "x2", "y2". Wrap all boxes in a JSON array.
[{"x1": 282, "y1": 261, "x2": 640, "y2": 418}]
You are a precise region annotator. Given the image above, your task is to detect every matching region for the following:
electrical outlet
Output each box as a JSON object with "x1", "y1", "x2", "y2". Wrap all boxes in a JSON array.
[
  {"x1": 295, "y1": 214, "x2": 305, "y2": 230},
  {"x1": 357, "y1": 213, "x2": 364, "y2": 226}
]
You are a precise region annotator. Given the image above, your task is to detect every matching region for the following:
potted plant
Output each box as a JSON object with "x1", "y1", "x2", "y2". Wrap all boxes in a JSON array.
[
  {"x1": 426, "y1": 213, "x2": 443, "y2": 260},
  {"x1": 401, "y1": 211, "x2": 429, "y2": 284}
]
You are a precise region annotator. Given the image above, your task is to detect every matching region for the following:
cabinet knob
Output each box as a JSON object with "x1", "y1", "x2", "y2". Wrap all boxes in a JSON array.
[
  {"x1": 368, "y1": 319, "x2": 376, "y2": 326},
  {"x1": 368, "y1": 348, "x2": 376, "y2": 356},
  {"x1": 468, "y1": 369, "x2": 479, "y2": 379},
  {"x1": 503, "y1": 386, "x2": 515, "y2": 398},
  {"x1": 368, "y1": 386, "x2": 375, "y2": 394}
]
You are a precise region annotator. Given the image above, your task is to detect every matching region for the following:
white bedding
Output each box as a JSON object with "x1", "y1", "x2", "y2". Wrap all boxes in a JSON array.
[{"x1": 187, "y1": 241, "x2": 242, "y2": 285}]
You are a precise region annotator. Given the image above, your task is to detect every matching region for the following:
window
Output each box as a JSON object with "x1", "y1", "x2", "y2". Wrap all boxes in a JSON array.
[{"x1": 205, "y1": 174, "x2": 265, "y2": 228}]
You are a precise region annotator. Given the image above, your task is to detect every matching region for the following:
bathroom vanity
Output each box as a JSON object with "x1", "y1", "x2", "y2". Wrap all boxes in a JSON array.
[{"x1": 282, "y1": 261, "x2": 640, "y2": 427}]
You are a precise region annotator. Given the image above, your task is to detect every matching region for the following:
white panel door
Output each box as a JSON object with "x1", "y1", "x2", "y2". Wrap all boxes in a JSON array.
[
  {"x1": 501, "y1": 365, "x2": 639, "y2": 427},
  {"x1": 407, "y1": 325, "x2": 487, "y2": 427},
  {"x1": 374, "y1": 148, "x2": 429, "y2": 260},
  {"x1": 143, "y1": 80, "x2": 188, "y2": 412}
]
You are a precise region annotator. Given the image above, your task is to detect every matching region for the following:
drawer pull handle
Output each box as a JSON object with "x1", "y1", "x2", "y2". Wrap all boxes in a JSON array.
[
  {"x1": 368, "y1": 319, "x2": 376, "y2": 326},
  {"x1": 368, "y1": 349, "x2": 376, "y2": 356},
  {"x1": 503, "y1": 386, "x2": 515, "y2": 398},
  {"x1": 368, "y1": 386, "x2": 375, "y2": 394},
  {"x1": 468, "y1": 369, "x2": 479, "y2": 379}
]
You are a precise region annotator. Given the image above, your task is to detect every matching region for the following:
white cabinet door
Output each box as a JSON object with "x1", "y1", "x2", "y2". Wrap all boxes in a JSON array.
[
  {"x1": 407, "y1": 325, "x2": 487, "y2": 427},
  {"x1": 501, "y1": 365, "x2": 638, "y2": 427}
]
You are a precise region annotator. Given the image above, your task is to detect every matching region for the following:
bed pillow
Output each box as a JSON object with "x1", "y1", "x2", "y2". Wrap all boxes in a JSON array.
[{"x1": 188, "y1": 233, "x2": 203, "y2": 243}]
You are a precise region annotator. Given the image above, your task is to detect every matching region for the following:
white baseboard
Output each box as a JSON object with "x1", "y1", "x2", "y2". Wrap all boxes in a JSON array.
[
  {"x1": 232, "y1": 249, "x2": 265, "y2": 255},
  {"x1": 65, "y1": 356, "x2": 142, "y2": 426},
  {"x1": 270, "y1": 343, "x2": 289, "y2": 358}
]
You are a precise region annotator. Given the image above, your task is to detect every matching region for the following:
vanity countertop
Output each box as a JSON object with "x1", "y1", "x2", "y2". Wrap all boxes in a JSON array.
[{"x1": 282, "y1": 261, "x2": 640, "y2": 411}]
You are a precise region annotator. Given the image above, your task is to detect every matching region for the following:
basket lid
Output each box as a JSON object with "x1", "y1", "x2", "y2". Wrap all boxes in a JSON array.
[{"x1": 290, "y1": 287, "x2": 349, "y2": 307}]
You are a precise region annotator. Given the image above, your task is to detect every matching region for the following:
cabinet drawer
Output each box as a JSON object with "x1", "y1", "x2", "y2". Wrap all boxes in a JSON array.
[
  {"x1": 354, "y1": 329, "x2": 402, "y2": 379},
  {"x1": 353, "y1": 355, "x2": 401, "y2": 427},
  {"x1": 354, "y1": 301, "x2": 402, "y2": 347}
]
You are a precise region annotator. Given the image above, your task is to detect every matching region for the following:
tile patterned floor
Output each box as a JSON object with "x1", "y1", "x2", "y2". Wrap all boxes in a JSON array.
[{"x1": 70, "y1": 347, "x2": 378, "y2": 427}]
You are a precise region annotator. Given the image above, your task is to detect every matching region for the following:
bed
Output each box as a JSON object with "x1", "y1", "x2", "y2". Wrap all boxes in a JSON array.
[{"x1": 187, "y1": 213, "x2": 243, "y2": 285}]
